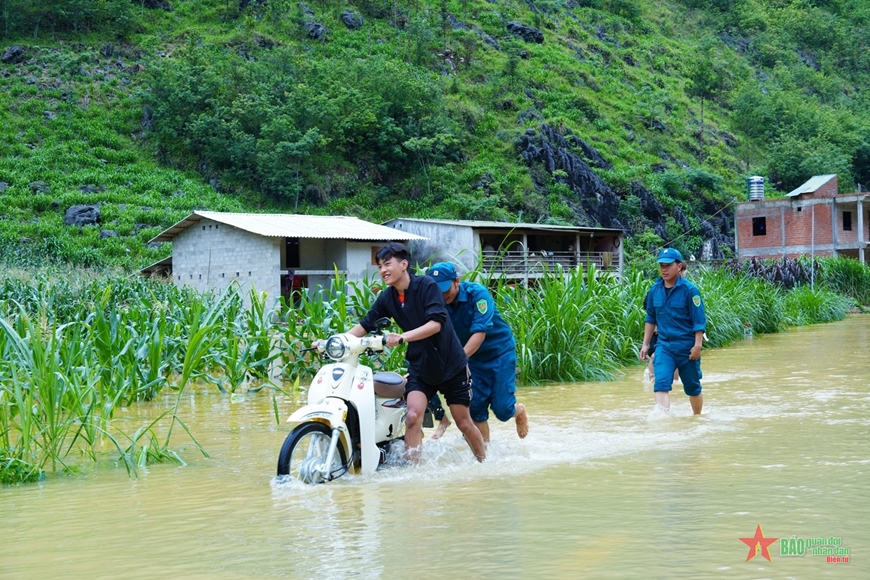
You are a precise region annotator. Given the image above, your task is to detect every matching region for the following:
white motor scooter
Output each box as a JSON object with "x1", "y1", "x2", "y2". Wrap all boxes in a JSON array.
[{"x1": 277, "y1": 318, "x2": 407, "y2": 484}]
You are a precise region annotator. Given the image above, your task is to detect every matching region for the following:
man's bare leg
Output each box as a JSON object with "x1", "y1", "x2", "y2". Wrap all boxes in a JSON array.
[
  {"x1": 514, "y1": 403, "x2": 529, "y2": 438},
  {"x1": 654, "y1": 390, "x2": 670, "y2": 412},
  {"x1": 689, "y1": 394, "x2": 703, "y2": 415},
  {"x1": 474, "y1": 420, "x2": 490, "y2": 443},
  {"x1": 404, "y1": 391, "x2": 428, "y2": 463},
  {"x1": 450, "y1": 403, "x2": 485, "y2": 462},
  {"x1": 432, "y1": 415, "x2": 451, "y2": 439}
]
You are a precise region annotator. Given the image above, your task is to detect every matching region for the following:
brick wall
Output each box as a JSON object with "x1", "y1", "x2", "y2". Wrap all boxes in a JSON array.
[
  {"x1": 172, "y1": 219, "x2": 281, "y2": 306},
  {"x1": 812, "y1": 176, "x2": 839, "y2": 198},
  {"x1": 736, "y1": 196, "x2": 870, "y2": 259},
  {"x1": 736, "y1": 200, "x2": 837, "y2": 257},
  {"x1": 831, "y1": 203, "x2": 870, "y2": 245},
  {"x1": 784, "y1": 203, "x2": 833, "y2": 247}
]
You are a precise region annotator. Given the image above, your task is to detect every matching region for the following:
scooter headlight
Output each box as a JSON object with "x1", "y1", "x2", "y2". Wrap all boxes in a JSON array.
[{"x1": 324, "y1": 336, "x2": 347, "y2": 360}]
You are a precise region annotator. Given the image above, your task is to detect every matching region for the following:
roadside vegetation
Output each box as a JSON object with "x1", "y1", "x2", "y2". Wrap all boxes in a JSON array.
[{"x1": 1, "y1": 256, "x2": 864, "y2": 484}]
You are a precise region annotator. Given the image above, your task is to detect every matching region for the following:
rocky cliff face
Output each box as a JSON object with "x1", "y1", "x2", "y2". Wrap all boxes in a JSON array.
[{"x1": 517, "y1": 123, "x2": 733, "y2": 258}]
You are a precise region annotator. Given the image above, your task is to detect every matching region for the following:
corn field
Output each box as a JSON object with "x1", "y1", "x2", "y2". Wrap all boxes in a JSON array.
[{"x1": 1, "y1": 257, "x2": 862, "y2": 485}]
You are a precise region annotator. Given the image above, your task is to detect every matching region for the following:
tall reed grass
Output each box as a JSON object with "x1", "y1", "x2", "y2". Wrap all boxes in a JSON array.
[
  {"x1": 818, "y1": 256, "x2": 870, "y2": 307},
  {"x1": 489, "y1": 265, "x2": 645, "y2": 384}
]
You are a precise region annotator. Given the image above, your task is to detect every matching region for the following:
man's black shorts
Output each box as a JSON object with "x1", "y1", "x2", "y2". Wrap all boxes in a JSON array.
[{"x1": 406, "y1": 366, "x2": 473, "y2": 407}]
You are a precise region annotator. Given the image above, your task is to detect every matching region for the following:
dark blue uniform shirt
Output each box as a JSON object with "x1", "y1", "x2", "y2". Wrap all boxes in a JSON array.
[
  {"x1": 644, "y1": 276, "x2": 706, "y2": 352},
  {"x1": 447, "y1": 282, "x2": 516, "y2": 362}
]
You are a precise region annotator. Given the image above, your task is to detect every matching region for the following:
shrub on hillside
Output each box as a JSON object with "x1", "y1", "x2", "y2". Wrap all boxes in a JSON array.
[
  {"x1": 142, "y1": 42, "x2": 460, "y2": 203},
  {"x1": 1, "y1": 0, "x2": 134, "y2": 38}
]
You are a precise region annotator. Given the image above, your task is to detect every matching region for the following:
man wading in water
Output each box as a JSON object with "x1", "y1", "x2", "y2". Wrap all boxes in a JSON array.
[
  {"x1": 427, "y1": 261, "x2": 529, "y2": 442},
  {"x1": 639, "y1": 248, "x2": 707, "y2": 414}
]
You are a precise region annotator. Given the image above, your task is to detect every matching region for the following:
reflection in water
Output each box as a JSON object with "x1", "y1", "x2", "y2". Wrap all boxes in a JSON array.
[{"x1": 1, "y1": 316, "x2": 869, "y2": 577}]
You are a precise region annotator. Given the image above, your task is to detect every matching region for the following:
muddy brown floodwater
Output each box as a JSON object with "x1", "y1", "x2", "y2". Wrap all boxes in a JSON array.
[{"x1": 2, "y1": 316, "x2": 868, "y2": 578}]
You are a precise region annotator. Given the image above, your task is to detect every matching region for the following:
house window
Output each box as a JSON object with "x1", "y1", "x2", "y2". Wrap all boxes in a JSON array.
[
  {"x1": 285, "y1": 238, "x2": 300, "y2": 268},
  {"x1": 752, "y1": 217, "x2": 766, "y2": 236},
  {"x1": 843, "y1": 211, "x2": 852, "y2": 231}
]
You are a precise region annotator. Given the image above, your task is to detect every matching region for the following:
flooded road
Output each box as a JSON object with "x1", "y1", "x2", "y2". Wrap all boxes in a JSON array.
[{"x1": 2, "y1": 316, "x2": 868, "y2": 578}]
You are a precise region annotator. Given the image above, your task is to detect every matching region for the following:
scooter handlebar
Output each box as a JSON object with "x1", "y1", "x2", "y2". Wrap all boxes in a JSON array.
[{"x1": 304, "y1": 339, "x2": 327, "y2": 353}]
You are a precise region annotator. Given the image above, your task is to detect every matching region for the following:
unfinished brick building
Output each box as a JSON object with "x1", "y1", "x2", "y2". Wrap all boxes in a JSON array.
[{"x1": 735, "y1": 174, "x2": 870, "y2": 264}]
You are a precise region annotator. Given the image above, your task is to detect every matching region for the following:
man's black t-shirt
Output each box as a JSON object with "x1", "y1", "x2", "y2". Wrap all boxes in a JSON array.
[{"x1": 360, "y1": 273, "x2": 467, "y2": 385}]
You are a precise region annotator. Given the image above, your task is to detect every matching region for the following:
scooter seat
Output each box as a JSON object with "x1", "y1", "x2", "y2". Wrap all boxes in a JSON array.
[{"x1": 373, "y1": 371, "x2": 406, "y2": 399}]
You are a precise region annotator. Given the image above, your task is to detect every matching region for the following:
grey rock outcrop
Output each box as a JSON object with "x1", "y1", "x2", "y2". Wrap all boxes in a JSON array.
[
  {"x1": 518, "y1": 125, "x2": 621, "y2": 228},
  {"x1": 340, "y1": 11, "x2": 362, "y2": 30},
  {"x1": 64, "y1": 204, "x2": 101, "y2": 227},
  {"x1": 1, "y1": 45, "x2": 25, "y2": 64},
  {"x1": 507, "y1": 22, "x2": 543, "y2": 44}
]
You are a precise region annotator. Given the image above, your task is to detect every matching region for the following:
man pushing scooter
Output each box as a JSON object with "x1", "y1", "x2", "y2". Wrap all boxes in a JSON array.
[
  {"x1": 427, "y1": 261, "x2": 529, "y2": 443},
  {"x1": 345, "y1": 243, "x2": 486, "y2": 464}
]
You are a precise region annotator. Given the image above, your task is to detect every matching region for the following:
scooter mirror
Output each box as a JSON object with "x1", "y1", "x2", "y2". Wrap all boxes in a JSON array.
[{"x1": 373, "y1": 317, "x2": 392, "y2": 331}]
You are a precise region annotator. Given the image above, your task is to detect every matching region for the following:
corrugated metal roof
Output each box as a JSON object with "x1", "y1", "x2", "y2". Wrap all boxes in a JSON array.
[
  {"x1": 387, "y1": 218, "x2": 623, "y2": 234},
  {"x1": 786, "y1": 174, "x2": 837, "y2": 197},
  {"x1": 149, "y1": 211, "x2": 427, "y2": 243}
]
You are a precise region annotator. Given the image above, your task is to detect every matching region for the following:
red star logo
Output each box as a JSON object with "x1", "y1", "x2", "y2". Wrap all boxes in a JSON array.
[{"x1": 740, "y1": 524, "x2": 778, "y2": 562}]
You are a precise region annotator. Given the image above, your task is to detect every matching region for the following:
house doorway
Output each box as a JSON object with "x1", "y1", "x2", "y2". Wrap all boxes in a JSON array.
[
  {"x1": 285, "y1": 238, "x2": 300, "y2": 269},
  {"x1": 281, "y1": 273, "x2": 307, "y2": 307}
]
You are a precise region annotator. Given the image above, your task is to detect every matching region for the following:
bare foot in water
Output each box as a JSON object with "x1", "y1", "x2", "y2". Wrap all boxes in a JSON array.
[
  {"x1": 432, "y1": 416, "x2": 451, "y2": 439},
  {"x1": 515, "y1": 403, "x2": 529, "y2": 439}
]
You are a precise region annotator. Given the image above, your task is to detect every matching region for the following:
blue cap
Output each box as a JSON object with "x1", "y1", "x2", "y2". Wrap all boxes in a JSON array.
[
  {"x1": 428, "y1": 262, "x2": 458, "y2": 292},
  {"x1": 657, "y1": 248, "x2": 683, "y2": 264}
]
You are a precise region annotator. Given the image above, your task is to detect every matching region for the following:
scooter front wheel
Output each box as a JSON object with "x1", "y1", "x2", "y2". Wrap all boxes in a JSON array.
[{"x1": 277, "y1": 422, "x2": 348, "y2": 484}]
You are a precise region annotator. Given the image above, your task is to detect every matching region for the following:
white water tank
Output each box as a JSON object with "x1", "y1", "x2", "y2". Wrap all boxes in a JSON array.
[{"x1": 747, "y1": 176, "x2": 764, "y2": 201}]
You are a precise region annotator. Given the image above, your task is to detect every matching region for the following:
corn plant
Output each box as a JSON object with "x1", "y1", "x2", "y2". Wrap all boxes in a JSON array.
[
  {"x1": 1, "y1": 257, "x2": 865, "y2": 484},
  {"x1": 241, "y1": 287, "x2": 281, "y2": 380},
  {"x1": 0, "y1": 306, "x2": 99, "y2": 480}
]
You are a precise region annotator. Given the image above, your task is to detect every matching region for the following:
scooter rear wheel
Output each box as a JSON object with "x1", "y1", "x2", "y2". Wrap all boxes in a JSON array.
[{"x1": 277, "y1": 422, "x2": 348, "y2": 484}]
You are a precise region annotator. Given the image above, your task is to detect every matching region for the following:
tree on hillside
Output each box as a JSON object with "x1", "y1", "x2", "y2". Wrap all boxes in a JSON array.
[{"x1": 686, "y1": 42, "x2": 730, "y2": 163}]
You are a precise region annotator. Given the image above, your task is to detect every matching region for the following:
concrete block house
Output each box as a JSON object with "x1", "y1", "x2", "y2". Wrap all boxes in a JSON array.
[
  {"x1": 735, "y1": 175, "x2": 870, "y2": 263},
  {"x1": 384, "y1": 218, "x2": 624, "y2": 283},
  {"x1": 144, "y1": 211, "x2": 425, "y2": 306}
]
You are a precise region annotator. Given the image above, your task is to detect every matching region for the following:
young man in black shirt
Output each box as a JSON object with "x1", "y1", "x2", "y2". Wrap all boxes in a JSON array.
[{"x1": 348, "y1": 243, "x2": 486, "y2": 463}]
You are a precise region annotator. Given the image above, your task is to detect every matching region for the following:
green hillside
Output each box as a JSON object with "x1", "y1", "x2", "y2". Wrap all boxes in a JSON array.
[{"x1": 1, "y1": 0, "x2": 868, "y2": 271}]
